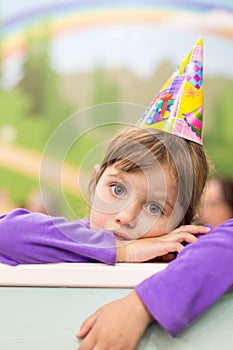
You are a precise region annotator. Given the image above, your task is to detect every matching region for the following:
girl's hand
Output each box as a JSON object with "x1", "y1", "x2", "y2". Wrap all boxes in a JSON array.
[
  {"x1": 77, "y1": 291, "x2": 152, "y2": 350},
  {"x1": 116, "y1": 225, "x2": 210, "y2": 263}
]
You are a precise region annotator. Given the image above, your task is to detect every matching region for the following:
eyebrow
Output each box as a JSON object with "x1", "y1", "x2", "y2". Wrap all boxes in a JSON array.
[
  {"x1": 164, "y1": 198, "x2": 175, "y2": 210},
  {"x1": 106, "y1": 171, "x2": 125, "y2": 179}
]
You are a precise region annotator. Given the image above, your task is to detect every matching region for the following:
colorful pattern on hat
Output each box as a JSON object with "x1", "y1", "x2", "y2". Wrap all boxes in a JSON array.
[{"x1": 138, "y1": 38, "x2": 203, "y2": 144}]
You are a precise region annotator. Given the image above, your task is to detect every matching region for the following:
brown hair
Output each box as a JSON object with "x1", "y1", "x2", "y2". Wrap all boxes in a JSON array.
[
  {"x1": 90, "y1": 125, "x2": 209, "y2": 227},
  {"x1": 220, "y1": 178, "x2": 233, "y2": 212}
]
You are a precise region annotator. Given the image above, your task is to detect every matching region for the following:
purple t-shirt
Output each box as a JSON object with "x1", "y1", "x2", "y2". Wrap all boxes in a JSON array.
[
  {"x1": 0, "y1": 208, "x2": 116, "y2": 265},
  {"x1": 135, "y1": 219, "x2": 233, "y2": 336}
]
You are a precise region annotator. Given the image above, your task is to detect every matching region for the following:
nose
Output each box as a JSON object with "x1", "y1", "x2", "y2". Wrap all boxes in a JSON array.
[{"x1": 114, "y1": 204, "x2": 139, "y2": 228}]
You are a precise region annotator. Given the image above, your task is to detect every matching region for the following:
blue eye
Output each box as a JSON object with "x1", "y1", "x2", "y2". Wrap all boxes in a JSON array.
[
  {"x1": 145, "y1": 202, "x2": 162, "y2": 215},
  {"x1": 111, "y1": 184, "x2": 126, "y2": 197}
]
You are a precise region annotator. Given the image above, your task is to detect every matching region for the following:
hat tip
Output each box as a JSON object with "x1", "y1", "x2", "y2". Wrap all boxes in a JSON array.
[{"x1": 137, "y1": 38, "x2": 204, "y2": 145}]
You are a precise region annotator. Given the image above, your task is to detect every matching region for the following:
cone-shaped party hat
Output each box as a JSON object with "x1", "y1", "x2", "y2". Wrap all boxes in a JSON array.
[{"x1": 137, "y1": 38, "x2": 203, "y2": 144}]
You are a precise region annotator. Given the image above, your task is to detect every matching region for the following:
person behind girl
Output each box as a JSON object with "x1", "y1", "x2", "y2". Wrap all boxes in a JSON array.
[
  {"x1": 76, "y1": 38, "x2": 233, "y2": 350},
  {"x1": 199, "y1": 176, "x2": 233, "y2": 226}
]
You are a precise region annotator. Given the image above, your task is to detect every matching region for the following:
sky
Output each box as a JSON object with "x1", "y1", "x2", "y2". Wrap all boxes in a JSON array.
[
  {"x1": 1, "y1": 0, "x2": 233, "y2": 88},
  {"x1": 2, "y1": 0, "x2": 233, "y2": 17}
]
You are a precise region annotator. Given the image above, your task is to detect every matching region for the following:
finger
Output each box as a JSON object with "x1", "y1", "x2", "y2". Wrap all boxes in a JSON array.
[
  {"x1": 177, "y1": 233, "x2": 198, "y2": 243},
  {"x1": 172, "y1": 225, "x2": 210, "y2": 235},
  {"x1": 77, "y1": 312, "x2": 98, "y2": 339},
  {"x1": 194, "y1": 225, "x2": 211, "y2": 234},
  {"x1": 168, "y1": 242, "x2": 184, "y2": 253},
  {"x1": 155, "y1": 242, "x2": 184, "y2": 256},
  {"x1": 162, "y1": 232, "x2": 198, "y2": 244},
  {"x1": 77, "y1": 333, "x2": 96, "y2": 350}
]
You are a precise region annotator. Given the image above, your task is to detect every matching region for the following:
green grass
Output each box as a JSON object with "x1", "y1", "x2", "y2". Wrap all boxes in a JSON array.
[
  {"x1": 0, "y1": 166, "x2": 39, "y2": 206},
  {"x1": 0, "y1": 166, "x2": 88, "y2": 218}
]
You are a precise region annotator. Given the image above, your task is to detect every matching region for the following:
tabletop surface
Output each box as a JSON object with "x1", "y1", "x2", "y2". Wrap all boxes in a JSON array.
[{"x1": 0, "y1": 262, "x2": 167, "y2": 287}]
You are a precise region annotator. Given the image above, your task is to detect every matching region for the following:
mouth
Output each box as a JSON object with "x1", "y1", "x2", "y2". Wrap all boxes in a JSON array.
[{"x1": 112, "y1": 230, "x2": 129, "y2": 241}]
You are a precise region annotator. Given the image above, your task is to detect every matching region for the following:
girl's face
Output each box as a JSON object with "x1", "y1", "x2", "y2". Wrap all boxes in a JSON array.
[{"x1": 89, "y1": 164, "x2": 182, "y2": 240}]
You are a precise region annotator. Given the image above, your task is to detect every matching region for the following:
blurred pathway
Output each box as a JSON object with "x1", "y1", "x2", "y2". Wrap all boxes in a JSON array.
[{"x1": 0, "y1": 142, "x2": 86, "y2": 195}]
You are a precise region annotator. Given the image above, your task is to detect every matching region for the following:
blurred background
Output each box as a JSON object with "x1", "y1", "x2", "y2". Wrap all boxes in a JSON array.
[{"x1": 0, "y1": 0, "x2": 233, "y2": 218}]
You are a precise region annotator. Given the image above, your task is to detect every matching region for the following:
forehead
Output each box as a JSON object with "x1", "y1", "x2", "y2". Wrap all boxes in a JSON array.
[{"x1": 102, "y1": 164, "x2": 177, "y2": 196}]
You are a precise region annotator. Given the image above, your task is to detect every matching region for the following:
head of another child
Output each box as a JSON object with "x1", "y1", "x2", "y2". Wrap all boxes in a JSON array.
[
  {"x1": 88, "y1": 125, "x2": 209, "y2": 240},
  {"x1": 199, "y1": 177, "x2": 233, "y2": 226}
]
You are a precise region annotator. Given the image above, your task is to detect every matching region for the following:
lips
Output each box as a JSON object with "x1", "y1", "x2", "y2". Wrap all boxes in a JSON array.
[{"x1": 112, "y1": 230, "x2": 129, "y2": 240}]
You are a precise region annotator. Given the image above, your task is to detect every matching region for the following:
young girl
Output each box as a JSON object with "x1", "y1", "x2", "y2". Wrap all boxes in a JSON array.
[
  {"x1": 0, "y1": 123, "x2": 209, "y2": 266},
  {"x1": 76, "y1": 38, "x2": 233, "y2": 350}
]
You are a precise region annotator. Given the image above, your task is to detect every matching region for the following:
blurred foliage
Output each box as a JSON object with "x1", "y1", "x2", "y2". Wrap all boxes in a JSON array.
[
  {"x1": 0, "y1": 166, "x2": 38, "y2": 206},
  {"x1": 92, "y1": 68, "x2": 120, "y2": 105},
  {"x1": 19, "y1": 22, "x2": 74, "y2": 136},
  {"x1": 204, "y1": 78, "x2": 233, "y2": 178}
]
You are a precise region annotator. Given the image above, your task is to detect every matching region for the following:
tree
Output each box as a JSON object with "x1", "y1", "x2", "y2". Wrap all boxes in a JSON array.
[{"x1": 20, "y1": 20, "x2": 73, "y2": 130}]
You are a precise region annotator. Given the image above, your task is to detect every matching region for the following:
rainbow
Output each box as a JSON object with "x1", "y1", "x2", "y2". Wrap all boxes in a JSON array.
[{"x1": 2, "y1": 0, "x2": 233, "y2": 59}]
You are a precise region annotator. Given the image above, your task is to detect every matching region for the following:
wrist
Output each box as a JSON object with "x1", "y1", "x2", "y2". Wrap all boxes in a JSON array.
[
  {"x1": 127, "y1": 291, "x2": 153, "y2": 325},
  {"x1": 115, "y1": 238, "x2": 126, "y2": 262}
]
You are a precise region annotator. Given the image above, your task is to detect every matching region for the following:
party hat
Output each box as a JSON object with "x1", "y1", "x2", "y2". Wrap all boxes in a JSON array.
[{"x1": 138, "y1": 38, "x2": 203, "y2": 144}]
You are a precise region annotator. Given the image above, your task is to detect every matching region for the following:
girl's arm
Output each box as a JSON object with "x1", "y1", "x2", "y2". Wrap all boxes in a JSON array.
[
  {"x1": 0, "y1": 208, "x2": 116, "y2": 265},
  {"x1": 0, "y1": 209, "x2": 203, "y2": 266},
  {"x1": 77, "y1": 219, "x2": 233, "y2": 350},
  {"x1": 135, "y1": 219, "x2": 233, "y2": 336}
]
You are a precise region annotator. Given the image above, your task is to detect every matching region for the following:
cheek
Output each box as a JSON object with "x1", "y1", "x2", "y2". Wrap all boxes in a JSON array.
[
  {"x1": 89, "y1": 208, "x2": 109, "y2": 230},
  {"x1": 219, "y1": 205, "x2": 232, "y2": 220},
  {"x1": 143, "y1": 220, "x2": 165, "y2": 238},
  {"x1": 134, "y1": 214, "x2": 164, "y2": 238}
]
